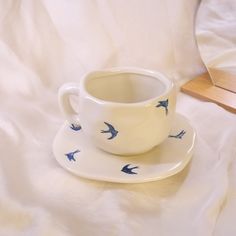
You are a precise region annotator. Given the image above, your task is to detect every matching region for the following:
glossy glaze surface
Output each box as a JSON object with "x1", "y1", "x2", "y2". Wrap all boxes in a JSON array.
[
  {"x1": 53, "y1": 114, "x2": 195, "y2": 183},
  {"x1": 59, "y1": 68, "x2": 176, "y2": 155}
]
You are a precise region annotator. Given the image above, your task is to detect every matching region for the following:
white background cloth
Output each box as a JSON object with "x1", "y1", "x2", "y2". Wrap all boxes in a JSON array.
[
  {"x1": 196, "y1": 0, "x2": 236, "y2": 73},
  {"x1": 0, "y1": 1, "x2": 235, "y2": 235},
  {"x1": 196, "y1": 0, "x2": 236, "y2": 92}
]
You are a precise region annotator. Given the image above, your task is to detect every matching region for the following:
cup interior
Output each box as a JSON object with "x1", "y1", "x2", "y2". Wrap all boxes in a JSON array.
[{"x1": 85, "y1": 71, "x2": 168, "y2": 103}]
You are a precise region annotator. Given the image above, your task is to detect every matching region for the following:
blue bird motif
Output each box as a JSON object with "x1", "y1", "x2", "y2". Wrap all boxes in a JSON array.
[
  {"x1": 156, "y1": 99, "x2": 169, "y2": 115},
  {"x1": 65, "y1": 150, "x2": 80, "y2": 161},
  {"x1": 121, "y1": 164, "x2": 139, "y2": 175},
  {"x1": 169, "y1": 130, "x2": 186, "y2": 139},
  {"x1": 70, "y1": 124, "x2": 82, "y2": 131},
  {"x1": 101, "y1": 122, "x2": 118, "y2": 140}
]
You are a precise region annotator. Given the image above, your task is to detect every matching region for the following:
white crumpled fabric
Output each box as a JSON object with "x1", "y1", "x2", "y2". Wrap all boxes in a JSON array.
[
  {"x1": 0, "y1": 1, "x2": 235, "y2": 235},
  {"x1": 196, "y1": 0, "x2": 236, "y2": 91}
]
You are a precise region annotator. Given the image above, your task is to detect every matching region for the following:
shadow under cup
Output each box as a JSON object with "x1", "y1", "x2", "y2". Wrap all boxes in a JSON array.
[{"x1": 80, "y1": 69, "x2": 175, "y2": 156}]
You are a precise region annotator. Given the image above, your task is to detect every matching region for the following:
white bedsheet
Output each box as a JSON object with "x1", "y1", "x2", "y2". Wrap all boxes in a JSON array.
[{"x1": 0, "y1": 1, "x2": 235, "y2": 235}]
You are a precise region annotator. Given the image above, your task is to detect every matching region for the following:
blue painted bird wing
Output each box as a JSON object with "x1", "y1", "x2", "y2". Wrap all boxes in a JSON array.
[{"x1": 104, "y1": 122, "x2": 115, "y2": 130}]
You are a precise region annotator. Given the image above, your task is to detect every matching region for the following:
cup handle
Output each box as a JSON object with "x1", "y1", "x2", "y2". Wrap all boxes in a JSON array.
[{"x1": 58, "y1": 83, "x2": 80, "y2": 125}]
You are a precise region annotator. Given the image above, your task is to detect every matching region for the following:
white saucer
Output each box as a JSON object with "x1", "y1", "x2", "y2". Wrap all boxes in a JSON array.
[{"x1": 53, "y1": 113, "x2": 196, "y2": 183}]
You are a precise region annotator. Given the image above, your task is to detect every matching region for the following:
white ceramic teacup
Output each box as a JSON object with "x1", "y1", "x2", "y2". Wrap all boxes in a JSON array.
[{"x1": 59, "y1": 68, "x2": 176, "y2": 155}]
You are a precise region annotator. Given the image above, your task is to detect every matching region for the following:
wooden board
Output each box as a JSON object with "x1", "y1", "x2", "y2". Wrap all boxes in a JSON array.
[
  {"x1": 208, "y1": 67, "x2": 236, "y2": 93},
  {"x1": 181, "y1": 73, "x2": 236, "y2": 113}
]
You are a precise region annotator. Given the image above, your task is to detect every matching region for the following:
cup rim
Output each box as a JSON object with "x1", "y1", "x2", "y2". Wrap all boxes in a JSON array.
[{"x1": 81, "y1": 67, "x2": 174, "y2": 106}]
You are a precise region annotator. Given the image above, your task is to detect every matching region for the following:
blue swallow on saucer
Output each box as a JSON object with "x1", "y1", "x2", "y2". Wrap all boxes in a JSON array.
[
  {"x1": 121, "y1": 164, "x2": 139, "y2": 175},
  {"x1": 169, "y1": 130, "x2": 186, "y2": 139},
  {"x1": 65, "y1": 150, "x2": 80, "y2": 161},
  {"x1": 70, "y1": 124, "x2": 82, "y2": 131},
  {"x1": 101, "y1": 122, "x2": 118, "y2": 140},
  {"x1": 156, "y1": 99, "x2": 169, "y2": 115}
]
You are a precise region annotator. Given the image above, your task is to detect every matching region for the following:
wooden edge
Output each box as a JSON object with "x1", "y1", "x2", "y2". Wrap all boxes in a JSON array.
[{"x1": 181, "y1": 73, "x2": 236, "y2": 113}]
